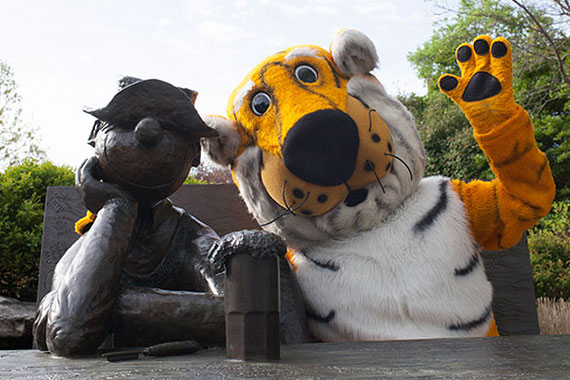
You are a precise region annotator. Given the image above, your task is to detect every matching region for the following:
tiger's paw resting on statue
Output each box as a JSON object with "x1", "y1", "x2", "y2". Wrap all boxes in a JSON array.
[{"x1": 202, "y1": 30, "x2": 555, "y2": 342}]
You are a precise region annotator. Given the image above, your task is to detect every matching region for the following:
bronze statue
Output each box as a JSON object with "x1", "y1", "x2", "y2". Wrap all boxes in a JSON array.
[{"x1": 33, "y1": 79, "x2": 308, "y2": 357}]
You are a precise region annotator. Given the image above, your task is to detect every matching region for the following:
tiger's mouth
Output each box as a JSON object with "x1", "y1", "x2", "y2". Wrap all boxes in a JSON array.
[
  {"x1": 259, "y1": 96, "x2": 400, "y2": 218},
  {"x1": 344, "y1": 188, "x2": 369, "y2": 207}
]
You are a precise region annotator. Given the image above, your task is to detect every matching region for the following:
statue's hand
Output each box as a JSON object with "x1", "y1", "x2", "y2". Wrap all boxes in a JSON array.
[
  {"x1": 76, "y1": 156, "x2": 135, "y2": 213},
  {"x1": 208, "y1": 230, "x2": 286, "y2": 273}
]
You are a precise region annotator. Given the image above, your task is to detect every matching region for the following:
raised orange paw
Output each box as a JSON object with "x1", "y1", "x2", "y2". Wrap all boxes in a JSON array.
[{"x1": 438, "y1": 36, "x2": 517, "y2": 129}]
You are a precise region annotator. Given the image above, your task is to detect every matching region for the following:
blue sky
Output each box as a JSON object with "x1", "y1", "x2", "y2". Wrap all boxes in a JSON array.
[{"x1": 1, "y1": 0, "x2": 455, "y2": 166}]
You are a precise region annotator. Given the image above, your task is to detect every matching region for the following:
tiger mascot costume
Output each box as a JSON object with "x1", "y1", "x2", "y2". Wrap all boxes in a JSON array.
[{"x1": 202, "y1": 30, "x2": 555, "y2": 341}]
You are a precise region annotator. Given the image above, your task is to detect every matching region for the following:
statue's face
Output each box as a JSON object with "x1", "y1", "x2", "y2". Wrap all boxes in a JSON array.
[{"x1": 94, "y1": 118, "x2": 198, "y2": 205}]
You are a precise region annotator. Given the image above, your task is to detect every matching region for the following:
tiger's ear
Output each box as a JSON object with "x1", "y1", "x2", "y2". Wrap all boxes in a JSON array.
[
  {"x1": 330, "y1": 29, "x2": 378, "y2": 76},
  {"x1": 201, "y1": 116, "x2": 242, "y2": 167}
]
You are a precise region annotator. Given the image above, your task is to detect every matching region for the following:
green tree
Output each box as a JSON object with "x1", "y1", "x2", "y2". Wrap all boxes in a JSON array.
[
  {"x1": 403, "y1": 0, "x2": 570, "y2": 199},
  {"x1": 0, "y1": 61, "x2": 45, "y2": 170},
  {"x1": 0, "y1": 160, "x2": 74, "y2": 301}
]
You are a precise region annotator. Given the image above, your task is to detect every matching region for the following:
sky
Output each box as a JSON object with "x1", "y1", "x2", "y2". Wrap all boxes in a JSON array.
[{"x1": 1, "y1": 0, "x2": 455, "y2": 167}]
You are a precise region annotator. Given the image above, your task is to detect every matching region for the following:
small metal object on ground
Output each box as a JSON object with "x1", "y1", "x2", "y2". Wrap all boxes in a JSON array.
[
  {"x1": 102, "y1": 340, "x2": 201, "y2": 362},
  {"x1": 225, "y1": 253, "x2": 280, "y2": 361}
]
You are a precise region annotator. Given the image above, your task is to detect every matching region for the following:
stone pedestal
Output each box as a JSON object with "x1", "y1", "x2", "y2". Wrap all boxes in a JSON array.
[{"x1": 225, "y1": 254, "x2": 280, "y2": 361}]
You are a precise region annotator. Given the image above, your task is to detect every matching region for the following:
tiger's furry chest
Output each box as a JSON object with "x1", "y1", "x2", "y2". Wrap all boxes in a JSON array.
[{"x1": 290, "y1": 176, "x2": 493, "y2": 341}]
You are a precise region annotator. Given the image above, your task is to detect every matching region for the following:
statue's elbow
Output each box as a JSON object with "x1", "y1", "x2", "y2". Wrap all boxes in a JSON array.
[{"x1": 45, "y1": 322, "x2": 103, "y2": 357}]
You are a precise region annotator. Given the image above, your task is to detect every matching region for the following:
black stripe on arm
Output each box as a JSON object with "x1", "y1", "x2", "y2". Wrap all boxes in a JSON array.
[
  {"x1": 307, "y1": 309, "x2": 336, "y2": 324},
  {"x1": 448, "y1": 306, "x2": 492, "y2": 331},
  {"x1": 537, "y1": 157, "x2": 548, "y2": 181},
  {"x1": 504, "y1": 190, "x2": 545, "y2": 214},
  {"x1": 304, "y1": 251, "x2": 340, "y2": 272},
  {"x1": 494, "y1": 141, "x2": 533, "y2": 168},
  {"x1": 454, "y1": 253, "x2": 481, "y2": 277},
  {"x1": 413, "y1": 180, "x2": 449, "y2": 234}
]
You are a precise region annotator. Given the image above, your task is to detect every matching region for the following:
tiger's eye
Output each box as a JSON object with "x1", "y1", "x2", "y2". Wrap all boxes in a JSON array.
[
  {"x1": 251, "y1": 92, "x2": 271, "y2": 116},
  {"x1": 295, "y1": 65, "x2": 318, "y2": 83}
]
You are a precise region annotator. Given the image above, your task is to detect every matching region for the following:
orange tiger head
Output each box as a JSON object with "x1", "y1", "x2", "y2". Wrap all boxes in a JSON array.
[{"x1": 203, "y1": 30, "x2": 425, "y2": 247}]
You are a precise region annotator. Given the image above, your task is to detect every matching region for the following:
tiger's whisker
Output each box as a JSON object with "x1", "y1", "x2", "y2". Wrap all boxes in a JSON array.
[
  {"x1": 293, "y1": 191, "x2": 310, "y2": 210},
  {"x1": 385, "y1": 153, "x2": 413, "y2": 181},
  {"x1": 260, "y1": 210, "x2": 293, "y2": 227},
  {"x1": 368, "y1": 109, "x2": 376, "y2": 132},
  {"x1": 261, "y1": 183, "x2": 310, "y2": 227},
  {"x1": 367, "y1": 160, "x2": 386, "y2": 194}
]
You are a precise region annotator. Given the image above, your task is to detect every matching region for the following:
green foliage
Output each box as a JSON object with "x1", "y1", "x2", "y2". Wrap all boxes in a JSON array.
[
  {"x1": 184, "y1": 176, "x2": 208, "y2": 185},
  {"x1": 403, "y1": 0, "x2": 570, "y2": 194},
  {"x1": 0, "y1": 61, "x2": 45, "y2": 170},
  {"x1": 404, "y1": 0, "x2": 570, "y2": 300},
  {"x1": 0, "y1": 160, "x2": 74, "y2": 301},
  {"x1": 534, "y1": 113, "x2": 570, "y2": 200},
  {"x1": 409, "y1": 0, "x2": 522, "y2": 86},
  {"x1": 399, "y1": 92, "x2": 492, "y2": 180},
  {"x1": 529, "y1": 201, "x2": 570, "y2": 300}
]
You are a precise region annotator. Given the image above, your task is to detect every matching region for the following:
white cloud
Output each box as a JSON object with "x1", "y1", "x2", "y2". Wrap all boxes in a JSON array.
[
  {"x1": 185, "y1": 0, "x2": 223, "y2": 19},
  {"x1": 276, "y1": 3, "x2": 338, "y2": 15},
  {"x1": 151, "y1": 31, "x2": 192, "y2": 51},
  {"x1": 356, "y1": 2, "x2": 398, "y2": 14},
  {"x1": 409, "y1": 11, "x2": 425, "y2": 22},
  {"x1": 157, "y1": 17, "x2": 173, "y2": 27},
  {"x1": 355, "y1": 2, "x2": 426, "y2": 23},
  {"x1": 235, "y1": 0, "x2": 248, "y2": 10},
  {"x1": 197, "y1": 21, "x2": 257, "y2": 43}
]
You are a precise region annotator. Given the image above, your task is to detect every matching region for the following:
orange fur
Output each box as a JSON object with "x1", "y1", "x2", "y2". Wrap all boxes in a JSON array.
[
  {"x1": 441, "y1": 36, "x2": 555, "y2": 250},
  {"x1": 486, "y1": 319, "x2": 499, "y2": 337}
]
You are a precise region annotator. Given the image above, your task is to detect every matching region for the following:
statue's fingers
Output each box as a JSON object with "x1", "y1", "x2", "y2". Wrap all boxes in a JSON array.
[{"x1": 76, "y1": 157, "x2": 97, "y2": 187}]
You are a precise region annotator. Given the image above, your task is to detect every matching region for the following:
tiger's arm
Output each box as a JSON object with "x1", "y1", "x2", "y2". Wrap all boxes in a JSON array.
[
  {"x1": 438, "y1": 36, "x2": 555, "y2": 250},
  {"x1": 451, "y1": 106, "x2": 554, "y2": 250}
]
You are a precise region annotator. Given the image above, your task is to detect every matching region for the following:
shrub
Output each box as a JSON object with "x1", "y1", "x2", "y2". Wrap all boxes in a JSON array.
[
  {"x1": 537, "y1": 297, "x2": 570, "y2": 335},
  {"x1": 184, "y1": 176, "x2": 207, "y2": 185},
  {"x1": 529, "y1": 201, "x2": 570, "y2": 300},
  {"x1": 0, "y1": 160, "x2": 74, "y2": 301}
]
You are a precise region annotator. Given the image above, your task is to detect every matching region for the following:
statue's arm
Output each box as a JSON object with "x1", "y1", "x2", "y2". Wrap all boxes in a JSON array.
[
  {"x1": 33, "y1": 198, "x2": 137, "y2": 356},
  {"x1": 112, "y1": 287, "x2": 225, "y2": 347}
]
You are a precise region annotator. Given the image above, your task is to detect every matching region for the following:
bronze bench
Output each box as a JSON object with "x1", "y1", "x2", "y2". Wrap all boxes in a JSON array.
[{"x1": 37, "y1": 184, "x2": 540, "y2": 336}]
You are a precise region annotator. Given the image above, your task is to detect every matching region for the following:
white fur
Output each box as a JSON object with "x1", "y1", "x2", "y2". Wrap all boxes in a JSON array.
[
  {"x1": 330, "y1": 29, "x2": 378, "y2": 75},
  {"x1": 204, "y1": 31, "x2": 494, "y2": 342},
  {"x1": 201, "y1": 116, "x2": 241, "y2": 166},
  {"x1": 227, "y1": 75, "x2": 427, "y2": 250},
  {"x1": 232, "y1": 80, "x2": 255, "y2": 115},
  {"x1": 285, "y1": 47, "x2": 323, "y2": 62},
  {"x1": 293, "y1": 177, "x2": 492, "y2": 341}
]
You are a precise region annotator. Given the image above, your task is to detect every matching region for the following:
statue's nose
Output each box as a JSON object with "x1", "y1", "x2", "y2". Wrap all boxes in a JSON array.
[
  {"x1": 135, "y1": 117, "x2": 164, "y2": 147},
  {"x1": 282, "y1": 109, "x2": 359, "y2": 186}
]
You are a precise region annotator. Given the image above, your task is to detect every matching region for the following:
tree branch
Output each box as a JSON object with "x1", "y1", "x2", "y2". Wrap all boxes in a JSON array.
[
  {"x1": 511, "y1": 0, "x2": 570, "y2": 83},
  {"x1": 553, "y1": 0, "x2": 570, "y2": 17}
]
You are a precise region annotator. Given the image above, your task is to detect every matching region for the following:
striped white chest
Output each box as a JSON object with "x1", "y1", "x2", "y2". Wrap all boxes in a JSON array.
[{"x1": 291, "y1": 176, "x2": 493, "y2": 341}]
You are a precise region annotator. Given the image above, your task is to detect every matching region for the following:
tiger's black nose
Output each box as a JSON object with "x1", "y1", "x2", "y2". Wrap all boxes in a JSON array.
[{"x1": 282, "y1": 109, "x2": 359, "y2": 186}]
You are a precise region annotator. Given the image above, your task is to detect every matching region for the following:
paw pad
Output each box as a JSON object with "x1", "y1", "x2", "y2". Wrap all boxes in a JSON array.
[
  {"x1": 438, "y1": 36, "x2": 513, "y2": 105},
  {"x1": 440, "y1": 76, "x2": 459, "y2": 92},
  {"x1": 457, "y1": 46, "x2": 472, "y2": 63},
  {"x1": 473, "y1": 39, "x2": 489, "y2": 55},
  {"x1": 491, "y1": 41, "x2": 508, "y2": 58},
  {"x1": 462, "y1": 72, "x2": 501, "y2": 102}
]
